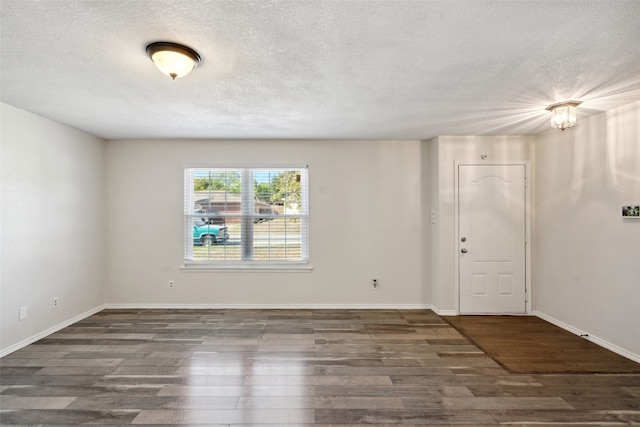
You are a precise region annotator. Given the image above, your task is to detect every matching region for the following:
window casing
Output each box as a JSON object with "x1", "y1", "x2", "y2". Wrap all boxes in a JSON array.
[{"x1": 184, "y1": 167, "x2": 309, "y2": 267}]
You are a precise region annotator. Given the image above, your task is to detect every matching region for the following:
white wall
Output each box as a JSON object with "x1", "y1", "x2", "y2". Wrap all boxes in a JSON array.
[
  {"x1": 420, "y1": 141, "x2": 432, "y2": 305},
  {"x1": 105, "y1": 139, "x2": 427, "y2": 308},
  {"x1": 4, "y1": 98, "x2": 637, "y2": 360},
  {"x1": 534, "y1": 100, "x2": 640, "y2": 359},
  {"x1": 430, "y1": 135, "x2": 535, "y2": 314},
  {"x1": 1, "y1": 103, "x2": 105, "y2": 355}
]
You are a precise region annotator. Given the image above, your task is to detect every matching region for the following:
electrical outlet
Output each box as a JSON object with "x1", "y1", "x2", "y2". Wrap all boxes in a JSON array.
[
  {"x1": 19, "y1": 306, "x2": 28, "y2": 320},
  {"x1": 371, "y1": 279, "x2": 378, "y2": 289},
  {"x1": 53, "y1": 297, "x2": 59, "y2": 308},
  {"x1": 169, "y1": 280, "x2": 175, "y2": 289}
]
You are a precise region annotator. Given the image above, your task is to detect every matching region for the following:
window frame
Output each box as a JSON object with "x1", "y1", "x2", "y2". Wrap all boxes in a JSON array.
[{"x1": 183, "y1": 166, "x2": 311, "y2": 271}]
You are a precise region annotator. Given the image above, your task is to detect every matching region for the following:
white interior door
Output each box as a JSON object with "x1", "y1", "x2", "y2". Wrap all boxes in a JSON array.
[{"x1": 458, "y1": 164, "x2": 527, "y2": 314}]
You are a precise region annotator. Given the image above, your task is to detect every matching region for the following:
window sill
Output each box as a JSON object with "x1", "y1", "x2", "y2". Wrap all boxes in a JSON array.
[{"x1": 180, "y1": 263, "x2": 313, "y2": 272}]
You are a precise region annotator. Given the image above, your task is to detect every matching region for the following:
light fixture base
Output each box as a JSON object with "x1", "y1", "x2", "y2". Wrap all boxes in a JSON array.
[{"x1": 545, "y1": 100, "x2": 582, "y2": 111}]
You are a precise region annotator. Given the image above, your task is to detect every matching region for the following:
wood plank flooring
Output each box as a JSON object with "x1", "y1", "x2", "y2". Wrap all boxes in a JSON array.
[
  {"x1": 1, "y1": 309, "x2": 639, "y2": 425},
  {"x1": 445, "y1": 315, "x2": 640, "y2": 374}
]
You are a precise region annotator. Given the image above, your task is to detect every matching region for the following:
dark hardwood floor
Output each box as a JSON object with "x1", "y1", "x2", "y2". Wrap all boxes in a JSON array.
[
  {"x1": 1, "y1": 309, "x2": 639, "y2": 425},
  {"x1": 445, "y1": 315, "x2": 640, "y2": 374}
]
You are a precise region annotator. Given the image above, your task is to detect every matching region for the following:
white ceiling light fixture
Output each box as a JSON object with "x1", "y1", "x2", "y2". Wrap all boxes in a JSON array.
[
  {"x1": 546, "y1": 100, "x2": 582, "y2": 130},
  {"x1": 146, "y1": 41, "x2": 201, "y2": 80}
]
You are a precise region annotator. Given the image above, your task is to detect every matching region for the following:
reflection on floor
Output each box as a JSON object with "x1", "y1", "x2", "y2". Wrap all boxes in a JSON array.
[{"x1": 1, "y1": 309, "x2": 639, "y2": 425}]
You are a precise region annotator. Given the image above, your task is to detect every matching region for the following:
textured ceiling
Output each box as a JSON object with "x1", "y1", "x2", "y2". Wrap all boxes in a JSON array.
[{"x1": 1, "y1": 0, "x2": 639, "y2": 140}]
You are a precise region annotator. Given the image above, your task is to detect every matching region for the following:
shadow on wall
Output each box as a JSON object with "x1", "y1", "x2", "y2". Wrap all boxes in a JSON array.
[
  {"x1": 564, "y1": 102, "x2": 640, "y2": 205},
  {"x1": 605, "y1": 103, "x2": 640, "y2": 186}
]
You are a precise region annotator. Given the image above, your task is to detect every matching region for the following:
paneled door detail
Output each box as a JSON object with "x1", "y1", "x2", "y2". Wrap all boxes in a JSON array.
[{"x1": 458, "y1": 164, "x2": 527, "y2": 314}]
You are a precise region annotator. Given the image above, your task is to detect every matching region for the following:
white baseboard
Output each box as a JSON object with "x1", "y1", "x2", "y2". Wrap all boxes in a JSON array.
[
  {"x1": 533, "y1": 310, "x2": 640, "y2": 364},
  {"x1": 433, "y1": 310, "x2": 458, "y2": 316},
  {"x1": 0, "y1": 304, "x2": 106, "y2": 358},
  {"x1": 429, "y1": 305, "x2": 458, "y2": 316},
  {"x1": 105, "y1": 303, "x2": 433, "y2": 310}
]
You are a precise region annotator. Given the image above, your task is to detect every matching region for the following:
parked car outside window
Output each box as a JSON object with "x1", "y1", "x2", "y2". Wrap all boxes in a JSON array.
[{"x1": 193, "y1": 220, "x2": 229, "y2": 246}]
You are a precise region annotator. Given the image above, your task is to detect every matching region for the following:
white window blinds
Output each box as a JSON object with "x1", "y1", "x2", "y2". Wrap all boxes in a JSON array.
[{"x1": 184, "y1": 167, "x2": 309, "y2": 265}]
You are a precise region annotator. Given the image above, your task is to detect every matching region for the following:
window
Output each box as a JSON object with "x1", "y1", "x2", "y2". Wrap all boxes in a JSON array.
[{"x1": 184, "y1": 167, "x2": 309, "y2": 267}]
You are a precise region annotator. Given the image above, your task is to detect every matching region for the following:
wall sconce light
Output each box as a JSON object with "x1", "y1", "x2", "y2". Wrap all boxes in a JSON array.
[
  {"x1": 546, "y1": 100, "x2": 582, "y2": 130},
  {"x1": 146, "y1": 41, "x2": 201, "y2": 80}
]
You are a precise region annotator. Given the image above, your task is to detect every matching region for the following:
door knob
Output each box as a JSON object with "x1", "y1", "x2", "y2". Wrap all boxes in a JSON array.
[
  {"x1": 461, "y1": 248, "x2": 468, "y2": 253},
  {"x1": 461, "y1": 237, "x2": 467, "y2": 242}
]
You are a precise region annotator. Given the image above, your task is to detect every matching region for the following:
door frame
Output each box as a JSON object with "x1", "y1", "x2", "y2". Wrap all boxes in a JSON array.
[{"x1": 454, "y1": 161, "x2": 532, "y2": 315}]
